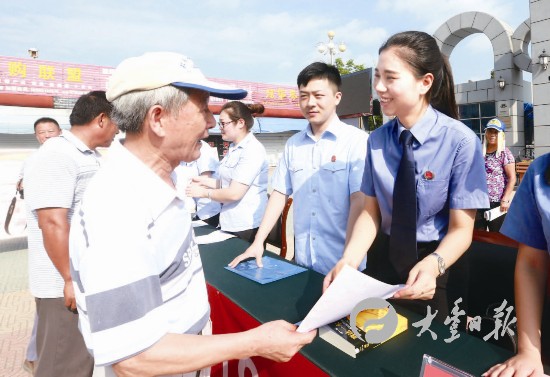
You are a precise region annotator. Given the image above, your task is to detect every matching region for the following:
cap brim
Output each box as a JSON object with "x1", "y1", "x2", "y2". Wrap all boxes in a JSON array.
[{"x1": 172, "y1": 82, "x2": 247, "y2": 100}]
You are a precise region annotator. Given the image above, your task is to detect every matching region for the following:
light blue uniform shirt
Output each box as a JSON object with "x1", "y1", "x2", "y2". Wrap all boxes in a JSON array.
[
  {"x1": 271, "y1": 117, "x2": 368, "y2": 275},
  {"x1": 218, "y1": 132, "x2": 268, "y2": 232},
  {"x1": 361, "y1": 106, "x2": 489, "y2": 242},
  {"x1": 501, "y1": 153, "x2": 550, "y2": 252},
  {"x1": 175, "y1": 141, "x2": 222, "y2": 220},
  {"x1": 195, "y1": 141, "x2": 222, "y2": 220}
]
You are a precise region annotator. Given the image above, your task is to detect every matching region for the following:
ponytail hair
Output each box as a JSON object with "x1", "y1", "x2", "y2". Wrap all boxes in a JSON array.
[
  {"x1": 220, "y1": 101, "x2": 265, "y2": 131},
  {"x1": 379, "y1": 31, "x2": 458, "y2": 119}
]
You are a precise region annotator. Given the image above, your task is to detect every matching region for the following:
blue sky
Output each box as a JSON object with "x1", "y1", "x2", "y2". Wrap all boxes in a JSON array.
[{"x1": 0, "y1": 0, "x2": 531, "y2": 86}]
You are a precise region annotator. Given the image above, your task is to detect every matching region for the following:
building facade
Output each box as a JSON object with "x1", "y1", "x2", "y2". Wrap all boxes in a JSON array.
[{"x1": 434, "y1": 1, "x2": 550, "y2": 158}]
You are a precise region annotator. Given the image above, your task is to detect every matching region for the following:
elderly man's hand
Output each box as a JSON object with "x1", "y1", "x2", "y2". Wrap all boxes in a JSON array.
[{"x1": 249, "y1": 320, "x2": 316, "y2": 362}]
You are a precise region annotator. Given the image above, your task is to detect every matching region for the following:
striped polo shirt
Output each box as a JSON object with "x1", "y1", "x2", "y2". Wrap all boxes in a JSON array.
[
  {"x1": 24, "y1": 131, "x2": 101, "y2": 298},
  {"x1": 70, "y1": 139, "x2": 209, "y2": 366}
]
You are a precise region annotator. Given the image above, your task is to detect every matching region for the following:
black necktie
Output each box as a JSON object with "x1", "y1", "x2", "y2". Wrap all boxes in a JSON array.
[{"x1": 389, "y1": 129, "x2": 417, "y2": 280}]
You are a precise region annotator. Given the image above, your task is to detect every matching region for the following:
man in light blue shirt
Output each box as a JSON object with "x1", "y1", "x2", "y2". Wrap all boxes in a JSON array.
[{"x1": 230, "y1": 62, "x2": 367, "y2": 274}]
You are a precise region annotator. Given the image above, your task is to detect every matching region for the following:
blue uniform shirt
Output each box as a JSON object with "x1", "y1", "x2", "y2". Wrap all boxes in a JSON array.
[
  {"x1": 271, "y1": 117, "x2": 367, "y2": 274},
  {"x1": 218, "y1": 132, "x2": 268, "y2": 232},
  {"x1": 501, "y1": 153, "x2": 550, "y2": 252},
  {"x1": 361, "y1": 106, "x2": 489, "y2": 242}
]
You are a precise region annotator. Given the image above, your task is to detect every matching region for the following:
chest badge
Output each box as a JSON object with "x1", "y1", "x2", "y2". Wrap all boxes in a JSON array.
[{"x1": 423, "y1": 170, "x2": 435, "y2": 180}]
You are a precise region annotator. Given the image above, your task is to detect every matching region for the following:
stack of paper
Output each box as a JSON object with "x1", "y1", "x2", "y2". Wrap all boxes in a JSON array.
[
  {"x1": 297, "y1": 265, "x2": 404, "y2": 333},
  {"x1": 484, "y1": 207, "x2": 506, "y2": 221},
  {"x1": 194, "y1": 230, "x2": 236, "y2": 244}
]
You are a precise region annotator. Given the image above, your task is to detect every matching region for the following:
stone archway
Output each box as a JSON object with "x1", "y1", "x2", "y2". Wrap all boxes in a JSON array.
[
  {"x1": 433, "y1": 11, "x2": 526, "y2": 153},
  {"x1": 512, "y1": 18, "x2": 532, "y2": 73}
]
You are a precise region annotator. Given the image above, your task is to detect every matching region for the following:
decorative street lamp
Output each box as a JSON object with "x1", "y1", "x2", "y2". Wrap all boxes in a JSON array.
[
  {"x1": 28, "y1": 48, "x2": 38, "y2": 59},
  {"x1": 538, "y1": 49, "x2": 549, "y2": 70},
  {"x1": 497, "y1": 76, "x2": 506, "y2": 89},
  {"x1": 316, "y1": 30, "x2": 346, "y2": 65}
]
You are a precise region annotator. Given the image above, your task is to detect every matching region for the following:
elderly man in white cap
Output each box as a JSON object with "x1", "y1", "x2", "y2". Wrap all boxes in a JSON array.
[{"x1": 69, "y1": 52, "x2": 315, "y2": 377}]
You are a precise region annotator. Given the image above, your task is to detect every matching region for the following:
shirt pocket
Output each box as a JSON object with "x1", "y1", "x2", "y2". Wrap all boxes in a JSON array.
[
  {"x1": 417, "y1": 179, "x2": 449, "y2": 217},
  {"x1": 320, "y1": 160, "x2": 347, "y2": 185},
  {"x1": 290, "y1": 161, "x2": 305, "y2": 174},
  {"x1": 221, "y1": 151, "x2": 241, "y2": 169},
  {"x1": 321, "y1": 160, "x2": 346, "y2": 173}
]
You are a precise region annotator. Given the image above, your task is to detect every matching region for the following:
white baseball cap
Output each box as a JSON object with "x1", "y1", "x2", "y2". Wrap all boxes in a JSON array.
[
  {"x1": 106, "y1": 52, "x2": 248, "y2": 102},
  {"x1": 484, "y1": 118, "x2": 506, "y2": 132}
]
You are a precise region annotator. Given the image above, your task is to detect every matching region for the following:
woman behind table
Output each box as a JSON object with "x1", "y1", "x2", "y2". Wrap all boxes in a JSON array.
[
  {"x1": 323, "y1": 30, "x2": 489, "y2": 321},
  {"x1": 474, "y1": 118, "x2": 516, "y2": 232},
  {"x1": 186, "y1": 101, "x2": 268, "y2": 242}
]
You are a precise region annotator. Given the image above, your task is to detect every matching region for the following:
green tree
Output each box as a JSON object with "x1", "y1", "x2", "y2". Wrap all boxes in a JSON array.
[
  {"x1": 334, "y1": 57, "x2": 366, "y2": 75},
  {"x1": 365, "y1": 114, "x2": 384, "y2": 132}
]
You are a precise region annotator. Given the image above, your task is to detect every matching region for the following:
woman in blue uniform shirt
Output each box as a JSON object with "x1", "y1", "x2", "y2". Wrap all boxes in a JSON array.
[
  {"x1": 324, "y1": 31, "x2": 489, "y2": 321},
  {"x1": 187, "y1": 101, "x2": 268, "y2": 242},
  {"x1": 484, "y1": 154, "x2": 550, "y2": 377}
]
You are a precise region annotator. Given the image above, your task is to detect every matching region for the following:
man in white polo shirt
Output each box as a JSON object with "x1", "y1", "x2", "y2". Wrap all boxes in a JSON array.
[
  {"x1": 69, "y1": 52, "x2": 315, "y2": 377},
  {"x1": 24, "y1": 91, "x2": 118, "y2": 377}
]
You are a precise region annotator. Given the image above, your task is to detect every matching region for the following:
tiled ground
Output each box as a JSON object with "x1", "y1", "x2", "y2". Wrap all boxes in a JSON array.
[{"x1": 0, "y1": 249, "x2": 34, "y2": 377}]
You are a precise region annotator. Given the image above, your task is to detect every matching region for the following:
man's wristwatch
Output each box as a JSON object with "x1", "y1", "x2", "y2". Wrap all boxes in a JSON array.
[{"x1": 430, "y1": 252, "x2": 446, "y2": 277}]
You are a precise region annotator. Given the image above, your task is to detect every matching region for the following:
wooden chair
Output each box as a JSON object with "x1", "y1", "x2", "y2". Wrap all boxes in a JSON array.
[
  {"x1": 265, "y1": 197, "x2": 293, "y2": 259},
  {"x1": 515, "y1": 160, "x2": 532, "y2": 186},
  {"x1": 472, "y1": 229, "x2": 519, "y2": 248}
]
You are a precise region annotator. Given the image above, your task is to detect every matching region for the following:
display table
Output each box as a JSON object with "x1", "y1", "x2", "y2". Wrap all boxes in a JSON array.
[{"x1": 195, "y1": 226, "x2": 514, "y2": 377}]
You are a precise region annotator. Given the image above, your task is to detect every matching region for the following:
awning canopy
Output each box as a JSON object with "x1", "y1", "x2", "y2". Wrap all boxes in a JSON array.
[{"x1": 210, "y1": 115, "x2": 307, "y2": 134}]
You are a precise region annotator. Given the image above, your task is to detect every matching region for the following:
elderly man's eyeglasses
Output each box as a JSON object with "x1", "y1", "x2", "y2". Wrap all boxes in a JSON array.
[{"x1": 217, "y1": 120, "x2": 235, "y2": 129}]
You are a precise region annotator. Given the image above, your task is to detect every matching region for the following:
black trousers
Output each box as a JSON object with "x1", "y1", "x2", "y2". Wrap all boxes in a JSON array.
[
  {"x1": 227, "y1": 227, "x2": 260, "y2": 244},
  {"x1": 193, "y1": 213, "x2": 220, "y2": 228},
  {"x1": 474, "y1": 202, "x2": 507, "y2": 232},
  {"x1": 363, "y1": 233, "x2": 469, "y2": 323}
]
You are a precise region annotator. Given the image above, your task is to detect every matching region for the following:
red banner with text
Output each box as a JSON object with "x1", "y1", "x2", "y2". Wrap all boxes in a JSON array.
[{"x1": 206, "y1": 284, "x2": 327, "y2": 377}]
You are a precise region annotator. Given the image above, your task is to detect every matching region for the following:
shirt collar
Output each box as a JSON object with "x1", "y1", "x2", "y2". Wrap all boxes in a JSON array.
[
  {"x1": 305, "y1": 116, "x2": 342, "y2": 141},
  {"x1": 230, "y1": 131, "x2": 254, "y2": 150},
  {"x1": 395, "y1": 105, "x2": 438, "y2": 145},
  {"x1": 60, "y1": 130, "x2": 97, "y2": 155}
]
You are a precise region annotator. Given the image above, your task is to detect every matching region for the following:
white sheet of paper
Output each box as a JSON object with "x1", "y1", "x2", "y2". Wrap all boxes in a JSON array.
[
  {"x1": 484, "y1": 206, "x2": 506, "y2": 221},
  {"x1": 296, "y1": 265, "x2": 404, "y2": 333},
  {"x1": 192, "y1": 219, "x2": 208, "y2": 228},
  {"x1": 195, "y1": 230, "x2": 236, "y2": 244}
]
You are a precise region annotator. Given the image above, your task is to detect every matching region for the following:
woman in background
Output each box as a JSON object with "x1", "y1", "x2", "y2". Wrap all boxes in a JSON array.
[
  {"x1": 187, "y1": 101, "x2": 268, "y2": 242},
  {"x1": 474, "y1": 118, "x2": 516, "y2": 232}
]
